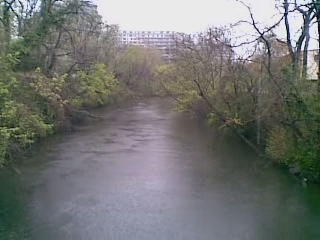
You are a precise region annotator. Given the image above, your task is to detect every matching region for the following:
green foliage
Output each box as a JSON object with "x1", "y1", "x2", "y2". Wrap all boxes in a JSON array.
[
  {"x1": 116, "y1": 46, "x2": 162, "y2": 95},
  {"x1": 0, "y1": 55, "x2": 54, "y2": 165},
  {"x1": 27, "y1": 71, "x2": 68, "y2": 124},
  {"x1": 159, "y1": 27, "x2": 320, "y2": 182},
  {"x1": 266, "y1": 122, "x2": 320, "y2": 181},
  {"x1": 0, "y1": 101, "x2": 53, "y2": 144},
  {"x1": 266, "y1": 126, "x2": 293, "y2": 163},
  {"x1": 0, "y1": 0, "x2": 127, "y2": 166},
  {"x1": 261, "y1": 76, "x2": 320, "y2": 181},
  {"x1": 291, "y1": 142, "x2": 320, "y2": 181},
  {"x1": 266, "y1": 93, "x2": 320, "y2": 181},
  {"x1": 0, "y1": 0, "x2": 129, "y2": 168},
  {"x1": 0, "y1": 128, "x2": 11, "y2": 166},
  {"x1": 0, "y1": 53, "x2": 122, "y2": 166},
  {"x1": 72, "y1": 63, "x2": 121, "y2": 107},
  {"x1": 155, "y1": 64, "x2": 201, "y2": 111}
]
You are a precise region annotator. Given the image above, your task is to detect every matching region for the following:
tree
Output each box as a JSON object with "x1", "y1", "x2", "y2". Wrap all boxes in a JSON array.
[
  {"x1": 157, "y1": 27, "x2": 262, "y2": 152},
  {"x1": 115, "y1": 45, "x2": 162, "y2": 95},
  {"x1": 157, "y1": 3, "x2": 320, "y2": 180},
  {"x1": 0, "y1": 0, "x2": 123, "y2": 166},
  {"x1": 233, "y1": 0, "x2": 320, "y2": 180}
]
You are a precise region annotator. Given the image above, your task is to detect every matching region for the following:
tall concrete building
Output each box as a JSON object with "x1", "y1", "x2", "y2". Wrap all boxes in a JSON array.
[{"x1": 118, "y1": 30, "x2": 176, "y2": 61}]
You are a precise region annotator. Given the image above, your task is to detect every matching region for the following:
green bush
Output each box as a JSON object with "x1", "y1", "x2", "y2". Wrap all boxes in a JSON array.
[
  {"x1": 0, "y1": 55, "x2": 123, "y2": 166},
  {"x1": 71, "y1": 63, "x2": 121, "y2": 107},
  {"x1": 265, "y1": 126, "x2": 293, "y2": 164},
  {"x1": 291, "y1": 143, "x2": 320, "y2": 181},
  {"x1": 266, "y1": 124, "x2": 320, "y2": 181}
]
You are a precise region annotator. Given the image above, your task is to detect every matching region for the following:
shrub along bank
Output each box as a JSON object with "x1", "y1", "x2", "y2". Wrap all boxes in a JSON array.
[{"x1": 0, "y1": 56, "x2": 124, "y2": 166}]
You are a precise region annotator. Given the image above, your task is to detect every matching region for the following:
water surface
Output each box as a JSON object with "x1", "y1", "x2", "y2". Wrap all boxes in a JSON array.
[{"x1": 1, "y1": 99, "x2": 320, "y2": 239}]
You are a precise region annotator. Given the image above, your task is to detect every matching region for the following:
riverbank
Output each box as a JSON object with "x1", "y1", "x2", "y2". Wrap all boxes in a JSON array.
[
  {"x1": 1, "y1": 98, "x2": 320, "y2": 239},
  {"x1": 0, "y1": 63, "x2": 130, "y2": 168}
]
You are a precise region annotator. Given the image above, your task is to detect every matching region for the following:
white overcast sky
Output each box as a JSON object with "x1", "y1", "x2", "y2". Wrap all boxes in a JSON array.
[
  {"x1": 94, "y1": 0, "x2": 277, "y2": 32},
  {"x1": 94, "y1": 0, "x2": 318, "y2": 49}
]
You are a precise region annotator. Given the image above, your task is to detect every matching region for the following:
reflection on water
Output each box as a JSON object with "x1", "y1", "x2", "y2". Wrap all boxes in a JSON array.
[
  {"x1": 0, "y1": 171, "x2": 29, "y2": 239},
  {"x1": 0, "y1": 98, "x2": 320, "y2": 240}
]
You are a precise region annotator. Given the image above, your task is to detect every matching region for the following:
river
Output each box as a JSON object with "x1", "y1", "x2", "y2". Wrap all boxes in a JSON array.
[{"x1": 0, "y1": 98, "x2": 320, "y2": 240}]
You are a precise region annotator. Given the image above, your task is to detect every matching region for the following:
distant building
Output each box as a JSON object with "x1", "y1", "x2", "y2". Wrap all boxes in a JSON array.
[
  {"x1": 252, "y1": 39, "x2": 319, "y2": 81},
  {"x1": 303, "y1": 50, "x2": 319, "y2": 80},
  {"x1": 118, "y1": 30, "x2": 176, "y2": 61},
  {"x1": 290, "y1": 49, "x2": 319, "y2": 80}
]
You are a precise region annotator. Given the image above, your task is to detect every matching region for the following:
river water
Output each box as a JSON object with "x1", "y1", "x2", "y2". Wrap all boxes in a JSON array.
[{"x1": 0, "y1": 98, "x2": 320, "y2": 240}]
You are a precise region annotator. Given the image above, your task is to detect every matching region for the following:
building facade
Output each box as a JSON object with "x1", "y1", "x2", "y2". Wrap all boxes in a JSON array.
[
  {"x1": 304, "y1": 50, "x2": 319, "y2": 80},
  {"x1": 118, "y1": 30, "x2": 176, "y2": 61}
]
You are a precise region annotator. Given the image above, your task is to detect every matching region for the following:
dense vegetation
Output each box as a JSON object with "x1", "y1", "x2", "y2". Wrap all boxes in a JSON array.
[
  {"x1": 1, "y1": 0, "x2": 320, "y2": 183},
  {"x1": 156, "y1": 1, "x2": 320, "y2": 182},
  {"x1": 0, "y1": 0, "x2": 161, "y2": 166}
]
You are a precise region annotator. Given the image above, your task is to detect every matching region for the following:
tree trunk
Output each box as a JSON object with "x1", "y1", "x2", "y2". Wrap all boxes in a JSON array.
[
  {"x1": 317, "y1": 2, "x2": 320, "y2": 95},
  {"x1": 2, "y1": 1, "x2": 11, "y2": 53},
  {"x1": 302, "y1": 11, "x2": 311, "y2": 79}
]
